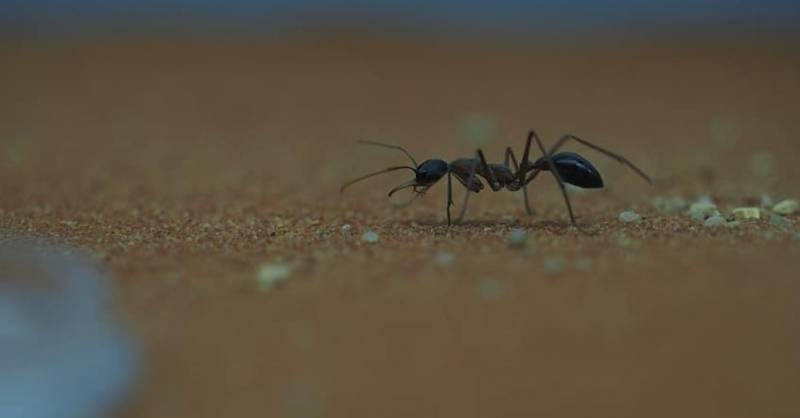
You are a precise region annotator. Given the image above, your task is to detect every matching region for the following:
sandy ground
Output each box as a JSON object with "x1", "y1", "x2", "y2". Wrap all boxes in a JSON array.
[{"x1": 1, "y1": 35, "x2": 800, "y2": 418}]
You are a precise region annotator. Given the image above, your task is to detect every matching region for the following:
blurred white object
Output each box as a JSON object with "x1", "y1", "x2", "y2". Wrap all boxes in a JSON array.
[{"x1": 0, "y1": 241, "x2": 138, "y2": 418}]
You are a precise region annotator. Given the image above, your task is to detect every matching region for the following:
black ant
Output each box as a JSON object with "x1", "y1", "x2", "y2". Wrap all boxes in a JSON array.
[{"x1": 340, "y1": 130, "x2": 651, "y2": 227}]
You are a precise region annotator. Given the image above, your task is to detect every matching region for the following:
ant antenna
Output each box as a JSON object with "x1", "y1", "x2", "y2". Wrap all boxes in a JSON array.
[
  {"x1": 357, "y1": 140, "x2": 419, "y2": 167},
  {"x1": 340, "y1": 166, "x2": 417, "y2": 192}
]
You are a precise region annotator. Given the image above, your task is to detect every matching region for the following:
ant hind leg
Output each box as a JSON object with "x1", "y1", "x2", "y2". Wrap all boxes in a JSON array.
[
  {"x1": 446, "y1": 172, "x2": 453, "y2": 226},
  {"x1": 529, "y1": 131, "x2": 582, "y2": 230},
  {"x1": 547, "y1": 134, "x2": 652, "y2": 184}
]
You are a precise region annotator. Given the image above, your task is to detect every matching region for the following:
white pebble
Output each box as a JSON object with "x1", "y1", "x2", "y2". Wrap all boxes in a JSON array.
[
  {"x1": 256, "y1": 263, "x2": 292, "y2": 291},
  {"x1": 340, "y1": 224, "x2": 352, "y2": 233},
  {"x1": 704, "y1": 215, "x2": 726, "y2": 228},
  {"x1": 361, "y1": 231, "x2": 379, "y2": 243},
  {"x1": 772, "y1": 199, "x2": 798, "y2": 216},
  {"x1": 618, "y1": 210, "x2": 642, "y2": 223},
  {"x1": 688, "y1": 200, "x2": 719, "y2": 222},
  {"x1": 769, "y1": 213, "x2": 791, "y2": 229},
  {"x1": 732, "y1": 207, "x2": 761, "y2": 221},
  {"x1": 651, "y1": 196, "x2": 688, "y2": 214},
  {"x1": 506, "y1": 228, "x2": 528, "y2": 248}
]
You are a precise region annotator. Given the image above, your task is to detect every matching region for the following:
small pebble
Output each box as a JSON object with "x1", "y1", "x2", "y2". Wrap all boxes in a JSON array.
[
  {"x1": 506, "y1": 228, "x2": 528, "y2": 248},
  {"x1": 340, "y1": 224, "x2": 352, "y2": 233},
  {"x1": 769, "y1": 213, "x2": 791, "y2": 229},
  {"x1": 733, "y1": 207, "x2": 761, "y2": 221},
  {"x1": 435, "y1": 251, "x2": 455, "y2": 266},
  {"x1": 361, "y1": 231, "x2": 379, "y2": 243},
  {"x1": 651, "y1": 196, "x2": 688, "y2": 214},
  {"x1": 772, "y1": 199, "x2": 799, "y2": 216},
  {"x1": 618, "y1": 210, "x2": 642, "y2": 223},
  {"x1": 543, "y1": 258, "x2": 565, "y2": 275},
  {"x1": 688, "y1": 200, "x2": 719, "y2": 222},
  {"x1": 704, "y1": 215, "x2": 726, "y2": 228},
  {"x1": 478, "y1": 278, "x2": 504, "y2": 300},
  {"x1": 256, "y1": 263, "x2": 292, "y2": 291}
]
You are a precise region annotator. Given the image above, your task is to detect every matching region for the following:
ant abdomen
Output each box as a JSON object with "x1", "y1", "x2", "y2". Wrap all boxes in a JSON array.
[{"x1": 533, "y1": 152, "x2": 604, "y2": 189}]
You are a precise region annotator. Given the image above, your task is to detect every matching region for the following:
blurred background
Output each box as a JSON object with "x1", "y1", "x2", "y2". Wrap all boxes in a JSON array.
[
  {"x1": 3, "y1": 0, "x2": 800, "y2": 38},
  {"x1": 2, "y1": 2, "x2": 800, "y2": 418}
]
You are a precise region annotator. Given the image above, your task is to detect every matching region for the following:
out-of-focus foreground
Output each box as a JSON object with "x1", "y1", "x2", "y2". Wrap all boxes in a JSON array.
[{"x1": 1, "y1": 35, "x2": 799, "y2": 417}]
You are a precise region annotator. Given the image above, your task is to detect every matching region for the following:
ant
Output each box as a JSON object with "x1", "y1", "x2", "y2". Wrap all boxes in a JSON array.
[{"x1": 340, "y1": 130, "x2": 652, "y2": 228}]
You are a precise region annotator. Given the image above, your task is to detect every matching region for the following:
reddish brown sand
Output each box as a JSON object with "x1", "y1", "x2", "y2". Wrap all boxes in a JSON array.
[{"x1": 1, "y1": 35, "x2": 800, "y2": 418}]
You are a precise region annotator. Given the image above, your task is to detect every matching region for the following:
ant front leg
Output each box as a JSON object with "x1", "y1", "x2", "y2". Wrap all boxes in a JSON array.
[{"x1": 456, "y1": 149, "x2": 497, "y2": 224}]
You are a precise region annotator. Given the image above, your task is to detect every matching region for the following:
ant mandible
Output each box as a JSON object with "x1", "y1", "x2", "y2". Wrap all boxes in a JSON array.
[{"x1": 340, "y1": 130, "x2": 652, "y2": 227}]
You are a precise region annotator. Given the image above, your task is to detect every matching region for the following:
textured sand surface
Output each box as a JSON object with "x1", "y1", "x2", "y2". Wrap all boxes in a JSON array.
[{"x1": 1, "y1": 35, "x2": 800, "y2": 417}]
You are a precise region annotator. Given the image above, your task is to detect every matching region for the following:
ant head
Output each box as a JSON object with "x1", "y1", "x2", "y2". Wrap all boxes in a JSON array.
[
  {"x1": 415, "y1": 159, "x2": 449, "y2": 185},
  {"x1": 533, "y1": 152, "x2": 604, "y2": 189}
]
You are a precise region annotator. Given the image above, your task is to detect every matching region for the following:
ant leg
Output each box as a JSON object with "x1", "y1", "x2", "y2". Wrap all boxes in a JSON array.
[
  {"x1": 517, "y1": 131, "x2": 534, "y2": 185},
  {"x1": 456, "y1": 149, "x2": 498, "y2": 223},
  {"x1": 477, "y1": 149, "x2": 501, "y2": 191},
  {"x1": 456, "y1": 156, "x2": 480, "y2": 224},
  {"x1": 530, "y1": 130, "x2": 580, "y2": 228},
  {"x1": 522, "y1": 185, "x2": 532, "y2": 215},
  {"x1": 393, "y1": 192, "x2": 422, "y2": 208},
  {"x1": 388, "y1": 178, "x2": 418, "y2": 196},
  {"x1": 505, "y1": 147, "x2": 518, "y2": 170},
  {"x1": 505, "y1": 147, "x2": 534, "y2": 216},
  {"x1": 547, "y1": 134, "x2": 652, "y2": 184},
  {"x1": 524, "y1": 168, "x2": 542, "y2": 185},
  {"x1": 446, "y1": 172, "x2": 454, "y2": 225}
]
